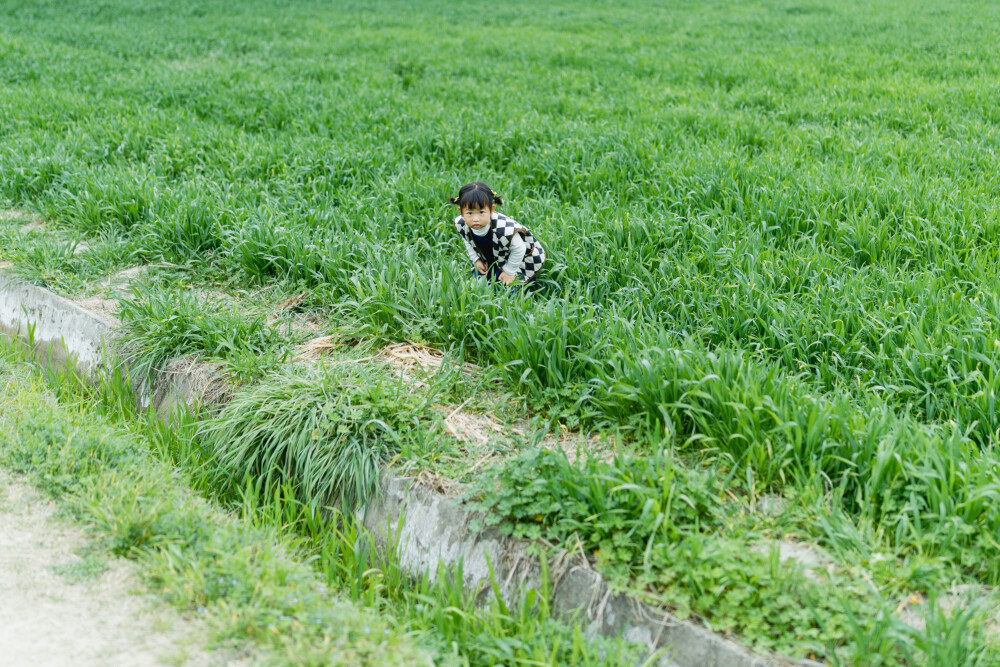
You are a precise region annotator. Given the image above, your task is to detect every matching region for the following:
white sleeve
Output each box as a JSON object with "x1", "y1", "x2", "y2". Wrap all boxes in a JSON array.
[
  {"x1": 456, "y1": 217, "x2": 479, "y2": 266},
  {"x1": 462, "y1": 235, "x2": 479, "y2": 266},
  {"x1": 501, "y1": 234, "x2": 526, "y2": 276}
]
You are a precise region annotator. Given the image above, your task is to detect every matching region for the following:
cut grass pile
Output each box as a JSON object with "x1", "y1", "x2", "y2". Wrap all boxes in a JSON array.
[{"x1": 4, "y1": 0, "x2": 1000, "y2": 661}]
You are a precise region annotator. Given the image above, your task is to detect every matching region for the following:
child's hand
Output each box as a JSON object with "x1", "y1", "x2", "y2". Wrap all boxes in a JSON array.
[
  {"x1": 499, "y1": 271, "x2": 516, "y2": 286},
  {"x1": 475, "y1": 259, "x2": 488, "y2": 274}
]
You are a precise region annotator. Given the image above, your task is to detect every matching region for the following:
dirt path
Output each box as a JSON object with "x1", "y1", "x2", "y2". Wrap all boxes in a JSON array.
[{"x1": 0, "y1": 470, "x2": 244, "y2": 667}]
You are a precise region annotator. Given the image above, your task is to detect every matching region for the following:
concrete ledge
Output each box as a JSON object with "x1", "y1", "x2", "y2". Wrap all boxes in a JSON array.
[
  {"x1": 0, "y1": 275, "x2": 113, "y2": 376},
  {"x1": 0, "y1": 272, "x2": 810, "y2": 667}
]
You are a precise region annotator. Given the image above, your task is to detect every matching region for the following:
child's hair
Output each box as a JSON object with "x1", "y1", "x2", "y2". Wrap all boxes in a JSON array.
[{"x1": 449, "y1": 182, "x2": 503, "y2": 209}]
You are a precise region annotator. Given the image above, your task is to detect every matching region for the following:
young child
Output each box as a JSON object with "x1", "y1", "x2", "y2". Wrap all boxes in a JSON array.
[{"x1": 450, "y1": 182, "x2": 546, "y2": 286}]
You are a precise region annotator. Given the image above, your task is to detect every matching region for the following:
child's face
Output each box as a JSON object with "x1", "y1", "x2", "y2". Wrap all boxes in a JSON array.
[{"x1": 461, "y1": 204, "x2": 494, "y2": 231}]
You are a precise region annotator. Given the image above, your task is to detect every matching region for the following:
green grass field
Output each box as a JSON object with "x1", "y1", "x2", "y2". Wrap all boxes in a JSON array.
[{"x1": 3, "y1": 0, "x2": 1000, "y2": 663}]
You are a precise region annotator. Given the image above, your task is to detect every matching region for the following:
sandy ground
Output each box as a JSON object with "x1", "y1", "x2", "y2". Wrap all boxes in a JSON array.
[{"x1": 0, "y1": 470, "x2": 243, "y2": 667}]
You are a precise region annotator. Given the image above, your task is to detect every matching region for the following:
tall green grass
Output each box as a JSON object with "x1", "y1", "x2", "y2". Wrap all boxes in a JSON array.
[
  {"x1": 116, "y1": 283, "x2": 295, "y2": 384},
  {"x1": 8, "y1": 0, "x2": 1000, "y2": 449},
  {"x1": 5, "y1": 0, "x2": 1000, "y2": 659}
]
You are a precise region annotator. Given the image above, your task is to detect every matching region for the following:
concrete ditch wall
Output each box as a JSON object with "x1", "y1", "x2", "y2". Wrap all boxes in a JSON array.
[
  {"x1": 0, "y1": 272, "x2": 811, "y2": 667},
  {"x1": 0, "y1": 274, "x2": 112, "y2": 376}
]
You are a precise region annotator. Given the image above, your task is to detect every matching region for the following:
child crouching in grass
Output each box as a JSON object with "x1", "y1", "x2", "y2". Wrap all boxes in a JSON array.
[{"x1": 450, "y1": 182, "x2": 545, "y2": 286}]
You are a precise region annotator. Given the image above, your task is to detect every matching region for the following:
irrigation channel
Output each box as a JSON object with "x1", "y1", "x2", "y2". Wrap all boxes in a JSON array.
[{"x1": 0, "y1": 270, "x2": 809, "y2": 666}]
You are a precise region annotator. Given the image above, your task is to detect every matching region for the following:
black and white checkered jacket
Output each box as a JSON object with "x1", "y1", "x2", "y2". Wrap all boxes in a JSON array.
[{"x1": 453, "y1": 212, "x2": 546, "y2": 281}]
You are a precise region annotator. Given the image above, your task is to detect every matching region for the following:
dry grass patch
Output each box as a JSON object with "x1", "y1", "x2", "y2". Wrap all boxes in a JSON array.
[
  {"x1": 291, "y1": 339, "x2": 481, "y2": 387},
  {"x1": 412, "y1": 469, "x2": 465, "y2": 498},
  {"x1": 291, "y1": 335, "x2": 339, "y2": 362},
  {"x1": 265, "y1": 292, "x2": 325, "y2": 335},
  {"x1": 381, "y1": 342, "x2": 480, "y2": 381},
  {"x1": 97, "y1": 264, "x2": 156, "y2": 288},
  {"x1": 434, "y1": 400, "x2": 505, "y2": 448},
  {"x1": 150, "y1": 355, "x2": 231, "y2": 415}
]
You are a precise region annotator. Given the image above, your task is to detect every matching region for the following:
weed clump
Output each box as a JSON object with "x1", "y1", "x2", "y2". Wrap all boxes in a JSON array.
[
  {"x1": 116, "y1": 284, "x2": 292, "y2": 385},
  {"x1": 202, "y1": 365, "x2": 446, "y2": 513}
]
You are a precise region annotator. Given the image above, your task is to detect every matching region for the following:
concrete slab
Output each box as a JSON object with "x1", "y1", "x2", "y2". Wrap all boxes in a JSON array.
[{"x1": 0, "y1": 274, "x2": 113, "y2": 377}]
